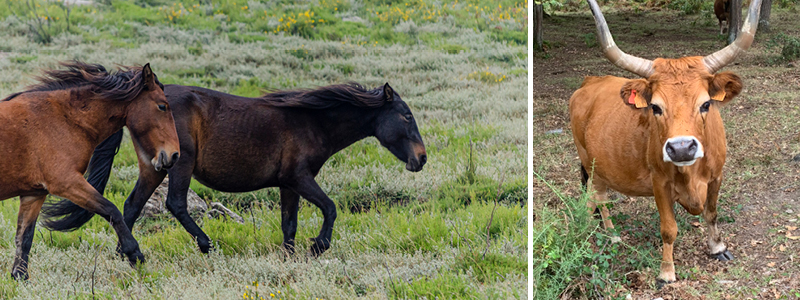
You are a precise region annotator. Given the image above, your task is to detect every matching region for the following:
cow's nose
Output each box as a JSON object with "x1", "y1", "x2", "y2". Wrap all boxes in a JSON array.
[{"x1": 665, "y1": 137, "x2": 699, "y2": 162}]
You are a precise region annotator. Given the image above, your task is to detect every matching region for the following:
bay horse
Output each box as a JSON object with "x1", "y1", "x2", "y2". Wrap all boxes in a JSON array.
[
  {"x1": 0, "y1": 61, "x2": 180, "y2": 280},
  {"x1": 42, "y1": 82, "x2": 427, "y2": 256}
]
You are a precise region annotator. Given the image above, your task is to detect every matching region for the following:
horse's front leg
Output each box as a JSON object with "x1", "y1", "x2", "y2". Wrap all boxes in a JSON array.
[
  {"x1": 11, "y1": 195, "x2": 46, "y2": 280},
  {"x1": 50, "y1": 174, "x2": 144, "y2": 267},
  {"x1": 283, "y1": 175, "x2": 337, "y2": 257}
]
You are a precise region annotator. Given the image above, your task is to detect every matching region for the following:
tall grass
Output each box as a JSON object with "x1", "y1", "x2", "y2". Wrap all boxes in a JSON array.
[{"x1": 531, "y1": 171, "x2": 659, "y2": 299}]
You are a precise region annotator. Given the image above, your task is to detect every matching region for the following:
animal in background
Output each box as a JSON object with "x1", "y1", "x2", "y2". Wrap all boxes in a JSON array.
[{"x1": 714, "y1": 0, "x2": 731, "y2": 34}]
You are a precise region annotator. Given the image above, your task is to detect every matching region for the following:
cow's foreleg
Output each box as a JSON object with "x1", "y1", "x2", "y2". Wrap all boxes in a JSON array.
[
  {"x1": 654, "y1": 182, "x2": 678, "y2": 287},
  {"x1": 704, "y1": 178, "x2": 733, "y2": 261}
]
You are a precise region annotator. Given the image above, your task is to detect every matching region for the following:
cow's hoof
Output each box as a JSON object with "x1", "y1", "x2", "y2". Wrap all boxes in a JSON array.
[
  {"x1": 656, "y1": 278, "x2": 674, "y2": 290},
  {"x1": 710, "y1": 249, "x2": 734, "y2": 261},
  {"x1": 609, "y1": 236, "x2": 622, "y2": 244}
]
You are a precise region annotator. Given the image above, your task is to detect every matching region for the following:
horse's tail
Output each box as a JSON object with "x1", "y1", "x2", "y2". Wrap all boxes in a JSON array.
[{"x1": 42, "y1": 130, "x2": 124, "y2": 231}]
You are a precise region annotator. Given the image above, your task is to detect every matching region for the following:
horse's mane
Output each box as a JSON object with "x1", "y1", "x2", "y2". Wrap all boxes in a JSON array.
[
  {"x1": 259, "y1": 82, "x2": 388, "y2": 109},
  {"x1": 1, "y1": 61, "x2": 162, "y2": 102}
]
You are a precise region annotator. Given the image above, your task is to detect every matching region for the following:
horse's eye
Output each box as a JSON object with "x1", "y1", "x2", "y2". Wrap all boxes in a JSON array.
[
  {"x1": 158, "y1": 104, "x2": 167, "y2": 112},
  {"x1": 404, "y1": 114, "x2": 413, "y2": 121},
  {"x1": 651, "y1": 104, "x2": 663, "y2": 116},
  {"x1": 700, "y1": 101, "x2": 711, "y2": 113}
]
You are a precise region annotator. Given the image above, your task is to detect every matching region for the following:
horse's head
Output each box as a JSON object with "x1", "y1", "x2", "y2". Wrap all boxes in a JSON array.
[
  {"x1": 126, "y1": 64, "x2": 180, "y2": 172},
  {"x1": 373, "y1": 83, "x2": 427, "y2": 172}
]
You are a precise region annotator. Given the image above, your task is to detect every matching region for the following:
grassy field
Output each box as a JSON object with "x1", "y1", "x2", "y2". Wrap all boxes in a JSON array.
[
  {"x1": 533, "y1": 2, "x2": 800, "y2": 299},
  {"x1": 0, "y1": 0, "x2": 527, "y2": 298}
]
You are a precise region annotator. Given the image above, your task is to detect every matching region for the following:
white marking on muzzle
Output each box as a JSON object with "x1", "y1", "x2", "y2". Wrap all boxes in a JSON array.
[{"x1": 662, "y1": 136, "x2": 704, "y2": 167}]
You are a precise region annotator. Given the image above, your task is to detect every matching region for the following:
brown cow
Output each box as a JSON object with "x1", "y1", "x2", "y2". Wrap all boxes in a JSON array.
[
  {"x1": 715, "y1": 0, "x2": 731, "y2": 35},
  {"x1": 569, "y1": 0, "x2": 762, "y2": 287}
]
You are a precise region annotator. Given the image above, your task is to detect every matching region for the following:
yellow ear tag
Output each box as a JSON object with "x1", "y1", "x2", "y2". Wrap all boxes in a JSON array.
[
  {"x1": 628, "y1": 90, "x2": 648, "y2": 108},
  {"x1": 710, "y1": 90, "x2": 726, "y2": 102}
]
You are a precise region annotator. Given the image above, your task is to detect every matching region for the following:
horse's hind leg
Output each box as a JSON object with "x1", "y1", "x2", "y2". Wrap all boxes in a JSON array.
[
  {"x1": 51, "y1": 175, "x2": 144, "y2": 266},
  {"x1": 282, "y1": 175, "x2": 337, "y2": 257},
  {"x1": 11, "y1": 195, "x2": 45, "y2": 280},
  {"x1": 279, "y1": 187, "x2": 300, "y2": 255},
  {"x1": 164, "y1": 160, "x2": 212, "y2": 253}
]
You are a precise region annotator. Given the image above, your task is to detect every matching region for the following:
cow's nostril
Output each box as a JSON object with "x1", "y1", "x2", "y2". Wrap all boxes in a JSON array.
[
  {"x1": 665, "y1": 144, "x2": 675, "y2": 156},
  {"x1": 420, "y1": 154, "x2": 427, "y2": 165}
]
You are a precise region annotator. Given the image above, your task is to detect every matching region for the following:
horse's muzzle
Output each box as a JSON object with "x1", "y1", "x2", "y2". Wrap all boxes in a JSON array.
[
  {"x1": 405, "y1": 153, "x2": 427, "y2": 172},
  {"x1": 152, "y1": 150, "x2": 180, "y2": 172}
]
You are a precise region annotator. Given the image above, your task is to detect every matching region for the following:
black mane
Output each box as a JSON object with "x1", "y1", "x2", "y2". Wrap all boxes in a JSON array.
[
  {"x1": 259, "y1": 82, "x2": 388, "y2": 109},
  {"x1": 1, "y1": 61, "x2": 161, "y2": 102}
]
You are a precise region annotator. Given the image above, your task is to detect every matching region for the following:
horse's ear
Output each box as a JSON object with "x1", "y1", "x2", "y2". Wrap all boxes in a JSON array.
[
  {"x1": 142, "y1": 63, "x2": 156, "y2": 91},
  {"x1": 383, "y1": 82, "x2": 394, "y2": 102}
]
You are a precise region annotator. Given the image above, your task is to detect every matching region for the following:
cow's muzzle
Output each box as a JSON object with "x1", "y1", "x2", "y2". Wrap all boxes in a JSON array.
[{"x1": 663, "y1": 136, "x2": 704, "y2": 166}]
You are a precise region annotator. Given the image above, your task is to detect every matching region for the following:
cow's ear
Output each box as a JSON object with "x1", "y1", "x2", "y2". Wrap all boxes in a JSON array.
[
  {"x1": 620, "y1": 79, "x2": 652, "y2": 109},
  {"x1": 708, "y1": 71, "x2": 742, "y2": 105}
]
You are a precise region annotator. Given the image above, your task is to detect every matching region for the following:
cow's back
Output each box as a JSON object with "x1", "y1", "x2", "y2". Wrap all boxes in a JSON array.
[
  {"x1": 714, "y1": 0, "x2": 729, "y2": 21},
  {"x1": 569, "y1": 76, "x2": 654, "y2": 196}
]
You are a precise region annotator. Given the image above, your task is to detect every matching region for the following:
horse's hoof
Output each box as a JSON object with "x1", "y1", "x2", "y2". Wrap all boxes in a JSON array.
[
  {"x1": 10, "y1": 270, "x2": 28, "y2": 281},
  {"x1": 128, "y1": 252, "x2": 146, "y2": 268},
  {"x1": 282, "y1": 242, "x2": 296, "y2": 256},
  {"x1": 710, "y1": 249, "x2": 734, "y2": 261},
  {"x1": 307, "y1": 238, "x2": 329, "y2": 257},
  {"x1": 609, "y1": 236, "x2": 622, "y2": 244},
  {"x1": 656, "y1": 278, "x2": 674, "y2": 290},
  {"x1": 198, "y1": 240, "x2": 213, "y2": 254}
]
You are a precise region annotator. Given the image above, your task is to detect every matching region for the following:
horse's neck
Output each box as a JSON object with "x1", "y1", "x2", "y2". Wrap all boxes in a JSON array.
[
  {"x1": 57, "y1": 89, "x2": 127, "y2": 145},
  {"x1": 320, "y1": 107, "x2": 378, "y2": 152}
]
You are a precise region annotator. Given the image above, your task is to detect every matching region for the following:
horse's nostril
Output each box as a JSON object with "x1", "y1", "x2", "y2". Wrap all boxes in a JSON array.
[
  {"x1": 420, "y1": 154, "x2": 427, "y2": 165},
  {"x1": 171, "y1": 152, "x2": 180, "y2": 162}
]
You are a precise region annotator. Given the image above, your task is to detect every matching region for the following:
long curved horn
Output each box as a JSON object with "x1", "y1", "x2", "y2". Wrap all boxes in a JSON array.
[
  {"x1": 586, "y1": 0, "x2": 654, "y2": 78},
  {"x1": 704, "y1": 0, "x2": 763, "y2": 73}
]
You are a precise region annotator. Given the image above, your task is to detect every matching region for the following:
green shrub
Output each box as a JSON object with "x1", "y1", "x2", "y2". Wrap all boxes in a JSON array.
[
  {"x1": 531, "y1": 172, "x2": 657, "y2": 299},
  {"x1": 781, "y1": 35, "x2": 800, "y2": 61}
]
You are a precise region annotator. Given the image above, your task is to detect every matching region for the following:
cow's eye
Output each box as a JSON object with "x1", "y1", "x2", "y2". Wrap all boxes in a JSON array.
[
  {"x1": 700, "y1": 101, "x2": 711, "y2": 113},
  {"x1": 651, "y1": 104, "x2": 663, "y2": 116},
  {"x1": 157, "y1": 104, "x2": 167, "y2": 112}
]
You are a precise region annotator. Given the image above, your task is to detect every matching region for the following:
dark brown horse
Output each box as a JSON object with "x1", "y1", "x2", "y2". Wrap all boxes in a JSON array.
[
  {"x1": 43, "y1": 82, "x2": 427, "y2": 256},
  {"x1": 0, "y1": 61, "x2": 180, "y2": 280}
]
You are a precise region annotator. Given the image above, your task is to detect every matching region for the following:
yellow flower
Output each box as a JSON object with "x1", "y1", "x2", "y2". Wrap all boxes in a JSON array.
[{"x1": 270, "y1": 293, "x2": 275, "y2": 297}]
